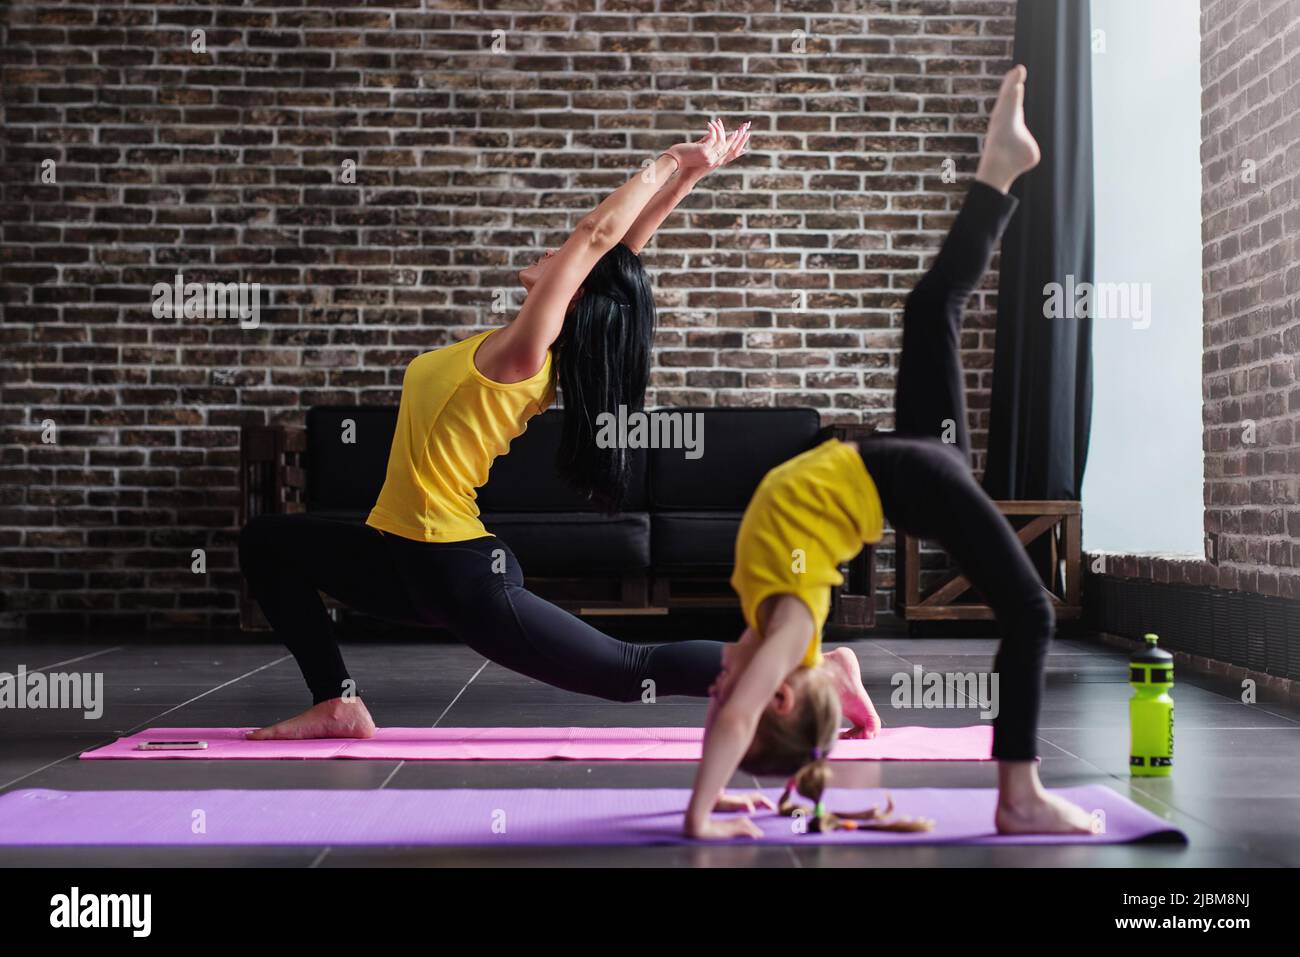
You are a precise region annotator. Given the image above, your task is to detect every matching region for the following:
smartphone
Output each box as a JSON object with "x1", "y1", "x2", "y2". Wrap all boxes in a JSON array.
[{"x1": 136, "y1": 740, "x2": 208, "y2": 751}]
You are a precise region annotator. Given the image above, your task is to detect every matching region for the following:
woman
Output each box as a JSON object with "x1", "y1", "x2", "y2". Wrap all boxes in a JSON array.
[
  {"x1": 240, "y1": 121, "x2": 752, "y2": 739},
  {"x1": 686, "y1": 67, "x2": 1095, "y2": 837}
]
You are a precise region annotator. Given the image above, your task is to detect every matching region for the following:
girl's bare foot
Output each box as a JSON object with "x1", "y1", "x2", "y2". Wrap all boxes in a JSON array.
[
  {"x1": 823, "y1": 646, "x2": 882, "y2": 739},
  {"x1": 247, "y1": 697, "x2": 377, "y2": 740},
  {"x1": 995, "y1": 760, "x2": 1094, "y2": 835},
  {"x1": 976, "y1": 65, "x2": 1042, "y2": 195}
]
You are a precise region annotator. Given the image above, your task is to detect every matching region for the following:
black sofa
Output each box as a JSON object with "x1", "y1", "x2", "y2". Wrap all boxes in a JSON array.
[{"x1": 239, "y1": 407, "x2": 876, "y2": 631}]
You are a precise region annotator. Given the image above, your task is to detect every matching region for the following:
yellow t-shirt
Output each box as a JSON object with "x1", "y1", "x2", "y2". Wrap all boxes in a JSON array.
[
  {"x1": 730, "y1": 439, "x2": 884, "y2": 668},
  {"x1": 365, "y1": 330, "x2": 554, "y2": 542}
]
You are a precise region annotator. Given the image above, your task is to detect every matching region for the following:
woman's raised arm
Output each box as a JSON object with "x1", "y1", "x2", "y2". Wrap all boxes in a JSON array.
[
  {"x1": 622, "y1": 120, "x2": 750, "y2": 255},
  {"x1": 478, "y1": 124, "x2": 739, "y2": 384}
]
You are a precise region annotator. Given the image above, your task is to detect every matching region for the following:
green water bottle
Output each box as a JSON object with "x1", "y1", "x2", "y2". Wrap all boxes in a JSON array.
[{"x1": 1129, "y1": 633, "x2": 1174, "y2": 777}]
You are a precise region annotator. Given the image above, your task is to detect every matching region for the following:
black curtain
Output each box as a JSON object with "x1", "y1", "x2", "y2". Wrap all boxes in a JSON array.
[{"x1": 982, "y1": 0, "x2": 1094, "y2": 503}]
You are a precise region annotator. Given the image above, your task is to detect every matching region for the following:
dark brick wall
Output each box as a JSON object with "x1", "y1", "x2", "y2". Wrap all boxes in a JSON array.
[
  {"x1": 1, "y1": 1, "x2": 1017, "y2": 632},
  {"x1": 1191, "y1": 0, "x2": 1298, "y2": 599}
]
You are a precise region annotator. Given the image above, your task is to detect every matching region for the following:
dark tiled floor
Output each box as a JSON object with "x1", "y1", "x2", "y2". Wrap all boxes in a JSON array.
[{"x1": 1, "y1": 619, "x2": 1297, "y2": 867}]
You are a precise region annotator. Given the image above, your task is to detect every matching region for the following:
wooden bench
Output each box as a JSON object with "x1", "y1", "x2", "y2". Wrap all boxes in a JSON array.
[{"x1": 895, "y1": 500, "x2": 1081, "y2": 622}]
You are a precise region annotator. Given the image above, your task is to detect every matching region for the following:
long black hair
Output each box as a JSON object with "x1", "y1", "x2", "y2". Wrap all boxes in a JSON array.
[{"x1": 552, "y1": 242, "x2": 656, "y2": 512}]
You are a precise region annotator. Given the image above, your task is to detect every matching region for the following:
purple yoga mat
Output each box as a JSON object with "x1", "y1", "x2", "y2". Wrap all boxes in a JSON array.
[
  {"x1": 79, "y1": 725, "x2": 992, "y2": 762},
  {"x1": 0, "y1": 786, "x2": 1183, "y2": 846}
]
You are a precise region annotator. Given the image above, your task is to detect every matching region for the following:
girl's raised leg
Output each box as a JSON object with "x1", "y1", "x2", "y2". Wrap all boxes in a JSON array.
[
  {"x1": 893, "y1": 67, "x2": 1038, "y2": 460},
  {"x1": 866, "y1": 66, "x2": 1091, "y2": 833}
]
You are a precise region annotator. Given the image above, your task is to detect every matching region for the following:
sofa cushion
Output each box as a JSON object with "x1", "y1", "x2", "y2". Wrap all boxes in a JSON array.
[
  {"x1": 649, "y1": 407, "x2": 822, "y2": 510},
  {"x1": 305, "y1": 406, "x2": 399, "y2": 512},
  {"x1": 476, "y1": 409, "x2": 649, "y2": 512},
  {"x1": 482, "y1": 511, "x2": 650, "y2": 573},
  {"x1": 295, "y1": 508, "x2": 648, "y2": 575},
  {"x1": 651, "y1": 511, "x2": 743, "y2": 570}
]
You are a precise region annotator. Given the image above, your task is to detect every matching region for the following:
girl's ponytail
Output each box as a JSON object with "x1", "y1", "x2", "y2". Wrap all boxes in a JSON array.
[
  {"x1": 786, "y1": 754, "x2": 834, "y2": 832},
  {"x1": 778, "y1": 770, "x2": 936, "y2": 834}
]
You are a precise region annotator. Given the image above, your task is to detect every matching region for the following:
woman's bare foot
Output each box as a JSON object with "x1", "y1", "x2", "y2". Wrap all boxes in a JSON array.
[
  {"x1": 995, "y1": 760, "x2": 1094, "y2": 835},
  {"x1": 247, "y1": 697, "x2": 377, "y2": 740},
  {"x1": 976, "y1": 65, "x2": 1041, "y2": 195},
  {"x1": 823, "y1": 646, "x2": 882, "y2": 739}
]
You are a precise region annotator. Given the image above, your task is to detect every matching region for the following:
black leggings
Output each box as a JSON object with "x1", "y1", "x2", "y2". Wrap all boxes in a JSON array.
[
  {"x1": 858, "y1": 180, "x2": 1052, "y2": 761},
  {"x1": 239, "y1": 518, "x2": 723, "y2": 705}
]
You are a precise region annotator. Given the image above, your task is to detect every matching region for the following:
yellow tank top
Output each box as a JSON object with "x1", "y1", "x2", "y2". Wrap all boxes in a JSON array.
[
  {"x1": 365, "y1": 330, "x2": 554, "y2": 543},
  {"x1": 730, "y1": 439, "x2": 884, "y2": 668}
]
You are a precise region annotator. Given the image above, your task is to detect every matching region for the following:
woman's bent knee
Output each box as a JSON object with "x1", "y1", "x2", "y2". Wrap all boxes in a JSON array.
[{"x1": 1019, "y1": 588, "x2": 1056, "y2": 640}]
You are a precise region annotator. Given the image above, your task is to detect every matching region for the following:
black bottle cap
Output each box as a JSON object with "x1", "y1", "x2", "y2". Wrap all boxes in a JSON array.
[{"x1": 1130, "y1": 633, "x2": 1173, "y2": 665}]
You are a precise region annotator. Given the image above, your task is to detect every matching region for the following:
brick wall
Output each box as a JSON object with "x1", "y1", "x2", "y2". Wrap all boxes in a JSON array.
[
  {"x1": 1121, "y1": 0, "x2": 1300, "y2": 601},
  {"x1": 1203, "y1": 0, "x2": 1300, "y2": 599},
  {"x1": 1, "y1": 1, "x2": 1016, "y2": 633}
]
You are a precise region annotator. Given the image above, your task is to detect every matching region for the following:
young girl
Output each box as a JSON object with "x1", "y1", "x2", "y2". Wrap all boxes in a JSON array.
[
  {"x1": 240, "y1": 121, "x2": 751, "y2": 739},
  {"x1": 686, "y1": 67, "x2": 1095, "y2": 839}
]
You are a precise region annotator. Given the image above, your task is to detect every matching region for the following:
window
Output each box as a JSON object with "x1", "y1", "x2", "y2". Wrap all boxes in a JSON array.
[{"x1": 1082, "y1": 0, "x2": 1204, "y2": 556}]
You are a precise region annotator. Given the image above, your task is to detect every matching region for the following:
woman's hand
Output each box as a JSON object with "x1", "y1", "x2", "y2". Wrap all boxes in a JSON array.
[
  {"x1": 621, "y1": 120, "x2": 751, "y2": 254},
  {"x1": 714, "y1": 121, "x2": 751, "y2": 169},
  {"x1": 686, "y1": 815, "x2": 764, "y2": 841},
  {"x1": 713, "y1": 791, "x2": 777, "y2": 814},
  {"x1": 665, "y1": 119, "x2": 751, "y2": 178}
]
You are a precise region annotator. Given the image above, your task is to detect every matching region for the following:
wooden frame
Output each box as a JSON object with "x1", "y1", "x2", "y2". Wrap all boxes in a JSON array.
[
  {"x1": 534, "y1": 572, "x2": 650, "y2": 613},
  {"x1": 238, "y1": 424, "x2": 305, "y2": 629},
  {"x1": 645, "y1": 559, "x2": 875, "y2": 632},
  {"x1": 830, "y1": 545, "x2": 876, "y2": 630},
  {"x1": 650, "y1": 572, "x2": 733, "y2": 610},
  {"x1": 826, "y1": 422, "x2": 881, "y2": 630},
  {"x1": 895, "y1": 500, "x2": 1082, "y2": 621}
]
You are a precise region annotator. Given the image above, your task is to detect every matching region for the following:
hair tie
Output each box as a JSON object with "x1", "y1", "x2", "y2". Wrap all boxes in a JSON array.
[{"x1": 810, "y1": 747, "x2": 827, "y2": 762}]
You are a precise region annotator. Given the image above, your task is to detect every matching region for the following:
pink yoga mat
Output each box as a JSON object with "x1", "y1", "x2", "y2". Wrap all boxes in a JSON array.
[
  {"x1": 80, "y1": 725, "x2": 993, "y2": 762},
  {"x1": 0, "y1": 786, "x2": 1185, "y2": 846}
]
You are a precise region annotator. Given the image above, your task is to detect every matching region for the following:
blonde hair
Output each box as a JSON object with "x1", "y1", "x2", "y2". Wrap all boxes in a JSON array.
[
  {"x1": 738, "y1": 667, "x2": 840, "y2": 829},
  {"x1": 739, "y1": 666, "x2": 935, "y2": 834}
]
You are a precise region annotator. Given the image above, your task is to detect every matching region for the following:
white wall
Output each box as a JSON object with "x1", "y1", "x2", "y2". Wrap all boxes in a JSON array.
[{"x1": 1082, "y1": 0, "x2": 1204, "y2": 556}]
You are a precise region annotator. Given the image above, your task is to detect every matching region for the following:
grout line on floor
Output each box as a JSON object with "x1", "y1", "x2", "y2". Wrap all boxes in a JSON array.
[
  {"x1": 1173, "y1": 675, "x2": 1300, "y2": 727},
  {"x1": 1226, "y1": 703, "x2": 1300, "y2": 728},
  {"x1": 345, "y1": 656, "x2": 491, "y2": 843},
  {"x1": 0, "y1": 653, "x2": 294, "y2": 794},
  {"x1": 0, "y1": 751, "x2": 92, "y2": 795},
  {"x1": 1038, "y1": 726, "x2": 1300, "y2": 731},
  {"x1": 28, "y1": 646, "x2": 124, "y2": 673},
  {"x1": 865, "y1": 641, "x2": 913, "y2": 668},
  {"x1": 431, "y1": 659, "x2": 490, "y2": 728},
  {"x1": 377, "y1": 763, "x2": 404, "y2": 790},
  {"x1": 1035, "y1": 730, "x2": 1280, "y2": 862},
  {"x1": 1120, "y1": 782, "x2": 1290, "y2": 866},
  {"x1": 1033, "y1": 735, "x2": 1074, "y2": 758},
  {"x1": 120, "y1": 654, "x2": 293, "y2": 735}
]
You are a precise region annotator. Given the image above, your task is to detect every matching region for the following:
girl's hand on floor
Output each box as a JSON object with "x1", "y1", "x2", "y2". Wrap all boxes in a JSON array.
[
  {"x1": 713, "y1": 790, "x2": 777, "y2": 813},
  {"x1": 688, "y1": 815, "x2": 764, "y2": 841},
  {"x1": 840, "y1": 723, "x2": 879, "y2": 741}
]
